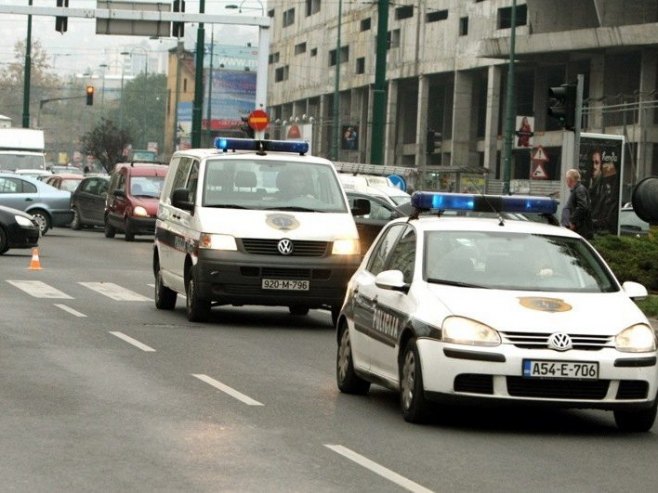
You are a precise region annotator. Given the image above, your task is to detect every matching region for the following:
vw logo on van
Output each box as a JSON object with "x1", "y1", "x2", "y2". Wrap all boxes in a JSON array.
[{"x1": 277, "y1": 239, "x2": 294, "y2": 255}]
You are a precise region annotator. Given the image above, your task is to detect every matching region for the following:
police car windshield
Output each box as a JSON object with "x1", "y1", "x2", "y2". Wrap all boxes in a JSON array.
[
  {"x1": 424, "y1": 231, "x2": 618, "y2": 293},
  {"x1": 202, "y1": 159, "x2": 347, "y2": 213}
]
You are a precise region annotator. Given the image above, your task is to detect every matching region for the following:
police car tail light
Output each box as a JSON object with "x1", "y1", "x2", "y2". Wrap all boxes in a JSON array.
[
  {"x1": 411, "y1": 192, "x2": 558, "y2": 215},
  {"x1": 442, "y1": 316, "x2": 501, "y2": 347},
  {"x1": 199, "y1": 233, "x2": 238, "y2": 251},
  {"x1": 615, "y1": 324, "x2": 656, "y2": 353},
  {"x1": 214, "y1": 137, "x2": 309, "y2": 156},
  {"x1": 332, "y1": 239, "x2": 360, "y2": 256}
]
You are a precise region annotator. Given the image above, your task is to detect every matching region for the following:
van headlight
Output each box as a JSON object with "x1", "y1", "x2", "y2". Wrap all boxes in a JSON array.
[
  {"x1": 615, "y1": 324, "x2": 656, "y2": 353},
  {"x1": 332, "y1": 239, "x2": 360, "y2": 256},
  {"x1": 442, "y1": 316, "x2": 501, "y2": 347},
  {"x1": 133, "y1": 206, "x2": 148, "y2": 217},
  {"x1": 199, "y1": 233, "x2": 237, "y2": 251}
]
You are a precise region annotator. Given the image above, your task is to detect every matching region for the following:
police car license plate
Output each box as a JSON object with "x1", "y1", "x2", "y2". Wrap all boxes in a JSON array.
[
  {"x1": 262, "y1": 279, "x2": 310, "y2": 291},
  {"x1": 522, "y1": 360, "x2": 598, "y2": 379}
]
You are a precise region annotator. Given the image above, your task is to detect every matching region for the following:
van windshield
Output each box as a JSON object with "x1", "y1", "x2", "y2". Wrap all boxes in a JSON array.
[
  {"x1": 0, "y1": 153, "x2": 46, "y2": 171},
  {"x1": 202, "y1": 159, "x2": 348, "y2": 213}
]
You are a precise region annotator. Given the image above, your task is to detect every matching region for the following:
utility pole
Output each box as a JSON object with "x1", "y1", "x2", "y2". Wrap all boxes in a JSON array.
[
  {"x1": 206, "y1": 27, "x2": 214, "y2": 147},
  {"x1": 172, "y1": 40, "x2": 183, "y2": 155},
  {"x1": 22, "y1": 0, "x2": 33, "y2": 128},
  {"x1": 573, "y1": 74, "x2": 585, "y2": 167},
  {"x1": 191, "y1": 0, "x2": 205, "y2": 148},
  {"x1": 501, "y1": 0, "x2": 517, "y2": 194},
  {"x1": 370, "y1": 0, "x2": 389, "y2": 165},
  {"x1": 331, "y1": 0, "x2": 343, "y2": 161}
]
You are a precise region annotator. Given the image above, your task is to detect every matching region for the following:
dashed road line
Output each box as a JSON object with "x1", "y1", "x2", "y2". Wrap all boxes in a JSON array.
[
  {"x1": 324, "y1": 444, "x2": 434, "y2": 493},
  {"x1": 79, "y1": 282, "x2": 150, "y2": 301},
  {"x1": 109, "y1": 331, "x2": 156, "y2": 352},
  {"x1": 192, "y1": 374, "x2": 264, "y2": 406},
  {"x1": 54, "y1": 303, "x2": 87, "y2": 317},
  {"x1": 7, "y1": 280, "x2": 73, "y2": 299}
]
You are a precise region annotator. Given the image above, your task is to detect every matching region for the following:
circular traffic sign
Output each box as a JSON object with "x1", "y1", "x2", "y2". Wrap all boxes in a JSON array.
[{"x1": 248, "y1": 109, "x2": 269, "y2": 131}]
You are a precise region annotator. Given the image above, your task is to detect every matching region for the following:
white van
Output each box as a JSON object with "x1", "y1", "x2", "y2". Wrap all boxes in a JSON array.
[
  {"x1": 154, "y1": 138, "x2": 363, "y2": 324},
  {"x1": 338, "y1": 173, "x2": 411, "y2": 207}
]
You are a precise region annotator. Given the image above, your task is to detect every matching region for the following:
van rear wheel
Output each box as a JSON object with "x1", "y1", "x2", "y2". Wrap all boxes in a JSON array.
[
  {"x1": 186, "y1": 266, "x2": 211, "y2": 322},
  {"x1": 154, "y1": 261, "x2": 177, "y2": 310}
]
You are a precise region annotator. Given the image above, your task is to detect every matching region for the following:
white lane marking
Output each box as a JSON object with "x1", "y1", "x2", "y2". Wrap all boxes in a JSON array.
[
  {"x1": 79, "y1": 282, "x2": 150, "y2": 301},
  {"x1": 7, "y1": 280, "x2": 73, "y2": 299},
  {"x1": 54, "y1": 304, "x2": 87, "y2": 317},
  {"x1": 109, "y1": 331, "x2": 156, "y2": 352},
  {"x1": 324, "y1": 444, "x2": 434, "y2": 493},
  {"x1": 192, "y1": 374, "x2": 264, "y2": 406}
]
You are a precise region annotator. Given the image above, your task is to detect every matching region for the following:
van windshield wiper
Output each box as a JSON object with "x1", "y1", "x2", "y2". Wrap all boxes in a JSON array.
[
  {"x1": 426, "y1": 278, "x2": 489, "y2": 288},
  {"x1": 265, "y1": 206, "x2": 323, "y2": 212},
  {"x1": 204, "y1": 204, "x2": 250, "y2": 209}
]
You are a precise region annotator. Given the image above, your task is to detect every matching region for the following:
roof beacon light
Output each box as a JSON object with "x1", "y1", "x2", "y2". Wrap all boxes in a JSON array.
[
  {"x1": 213, "y1": 137, "x2": 309, "y2": 155},
  {"x1": 411, "y1": 192, "x2": 558, "y2": 215}
]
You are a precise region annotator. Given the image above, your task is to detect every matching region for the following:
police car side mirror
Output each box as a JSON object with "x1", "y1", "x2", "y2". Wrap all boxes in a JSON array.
[
  {"x1": 172, "y1": 188, "x2": 194, "y2": 212},
  {"x1": 375, "y1": 270, "x2": 409, "y2": 293},
  {"x1": 622, "y1": 281, "x2": 648, "y2": 301},
  {"x1": 351, "y1": 198, "x2": 370, "y2": 217}
]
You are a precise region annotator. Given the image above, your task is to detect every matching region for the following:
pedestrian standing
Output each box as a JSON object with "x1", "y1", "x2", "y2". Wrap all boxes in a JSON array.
[{"x1": 565, "y1": 169, "x2": 594, "y2": 239}]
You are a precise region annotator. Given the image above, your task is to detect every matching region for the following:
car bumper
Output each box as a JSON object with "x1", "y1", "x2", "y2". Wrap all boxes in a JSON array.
[
  {"x1": 194, "y1": 249, "x2": 362, "y2": 308},
  {"x1": 52, "y1": 210, "x2": 74, "y2": 227},
  {"x1": 416, "y1": 338, "x2": 658, "y2": 410},
  {"x1": 126, "y1": 216, "x2": 156, "y2": 235},
  {"x1": 8, "y1": 224, "x2": 40, "y2": 249}
]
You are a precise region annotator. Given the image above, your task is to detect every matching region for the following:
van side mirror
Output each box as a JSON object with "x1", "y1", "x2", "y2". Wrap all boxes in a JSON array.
[
  {"x1": 172, "y1": 188, "x2": 194, "y2": 211},
  {"x1": 351, "y1": 198, "x2": 371, "y2": 217}
]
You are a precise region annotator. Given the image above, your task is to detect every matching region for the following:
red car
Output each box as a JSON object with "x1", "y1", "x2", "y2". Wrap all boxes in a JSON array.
[
  {"x1": 44, "y1": 173, "x2": 84, "y2": 193},
  {"x1": 104, "y1": 162, "x2": 168, "y2": 241}
]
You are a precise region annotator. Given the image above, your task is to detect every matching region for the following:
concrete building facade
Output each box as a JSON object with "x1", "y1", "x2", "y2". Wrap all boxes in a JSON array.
[{"x1": 266, "y1": 0, "x2": 658, "y2": 200}]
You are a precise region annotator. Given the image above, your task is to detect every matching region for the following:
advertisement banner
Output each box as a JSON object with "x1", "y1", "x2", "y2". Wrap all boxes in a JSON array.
[{"x1": 578, "y1": 133, "x2": 624, "y2": 235}]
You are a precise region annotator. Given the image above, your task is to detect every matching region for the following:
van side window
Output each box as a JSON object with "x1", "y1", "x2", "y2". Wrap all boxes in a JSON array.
[
  {"x1": 185, "y1": 160, "x2": 200, "y2": 203},
  {"x1": 167, "y1": 157, "x2": 191, "y2": 205}
]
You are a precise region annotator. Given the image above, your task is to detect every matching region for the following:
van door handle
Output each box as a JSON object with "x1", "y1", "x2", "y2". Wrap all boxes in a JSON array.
[{"x1": 25, "y1": 198, "x2": 33, "y2": 202}]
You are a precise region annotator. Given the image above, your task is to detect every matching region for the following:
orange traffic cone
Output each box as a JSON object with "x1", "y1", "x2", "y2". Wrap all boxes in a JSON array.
[{"x1": 28, "y1": 247, "x2": 42, "y2": 270}]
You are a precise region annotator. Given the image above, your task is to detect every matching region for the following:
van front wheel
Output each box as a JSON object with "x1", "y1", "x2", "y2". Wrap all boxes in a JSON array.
[{"x1": 186, "y1": 266, "x2": 211, "y2": 322}]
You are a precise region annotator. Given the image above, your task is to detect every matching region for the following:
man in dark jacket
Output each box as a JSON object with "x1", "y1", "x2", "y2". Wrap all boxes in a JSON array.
[{"x1": 565, "y1": 169, "x2": 594, "y2": 239}]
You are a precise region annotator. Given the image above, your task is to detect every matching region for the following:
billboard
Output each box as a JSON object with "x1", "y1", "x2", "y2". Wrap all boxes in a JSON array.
[
  {"x1": 206, "y1": 69, "x2": 257, "y2": 129},
  {"x1": 578, "y1": 133, "x2": 624, "y2": 236}
]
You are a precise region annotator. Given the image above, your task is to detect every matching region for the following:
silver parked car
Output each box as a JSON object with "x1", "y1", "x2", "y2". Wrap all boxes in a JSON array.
[{"x1": 0, "y1": 173, "x2": 73, "y2": 235}]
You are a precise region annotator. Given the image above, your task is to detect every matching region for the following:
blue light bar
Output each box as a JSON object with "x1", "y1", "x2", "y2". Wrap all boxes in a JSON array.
[
  {"x1": 213, "y1": 137, "x2": 309, "y2": 155},
  {"x1": 411, "y1": 192, "x2": 558, "y2": 215}
]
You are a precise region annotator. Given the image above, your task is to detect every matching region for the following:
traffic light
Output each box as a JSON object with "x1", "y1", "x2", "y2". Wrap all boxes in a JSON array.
[
  {"x1": 55, "y1": 0, "x2": 69, "y2": 34},
  {"x1": 86, "y1": 85, "x2": 94, "y2": 106},
  {"x1": 547, "y1": 83, "x2": 577, "y2": 130},
  {"x1": 172, "y1": 0, "x2": 185, "y2": 38},
  {"x1": 426, "y1": 129, "x2": 442, "y2": 154}
]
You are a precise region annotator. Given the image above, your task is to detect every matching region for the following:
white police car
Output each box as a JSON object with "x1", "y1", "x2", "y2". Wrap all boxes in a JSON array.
[{"x1": 336, "y1": 192, "x2": 658, "y2": 431}]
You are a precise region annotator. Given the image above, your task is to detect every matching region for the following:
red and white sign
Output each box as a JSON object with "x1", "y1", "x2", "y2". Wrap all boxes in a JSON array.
[{"x1": 248, "y1": 109, "x2": 269, "y2": 131}]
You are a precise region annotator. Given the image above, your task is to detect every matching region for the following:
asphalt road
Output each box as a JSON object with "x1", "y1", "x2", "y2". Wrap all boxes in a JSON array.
[{"x1": 1, "y1": 227, "x2": 657, "y2": 493}]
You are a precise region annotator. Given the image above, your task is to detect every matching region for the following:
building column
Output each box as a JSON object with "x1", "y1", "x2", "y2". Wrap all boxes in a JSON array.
[
  {"x1": 415, "y1": 75, "x2": 429, "y2": 169},
  {"x1": 637, "y1": 48, "x2": 657, "y2": 179},
  {"x1": 588, "y1": 54, "x2": 605, "y2": 131},
  {"x1": 384, "y1": 79, "x2": 398, "y2": 165},
  {"x1": 451, "y1": 70, "x2": 476, "y2": 166},
  {"x1": 484, "y1": 65, "x2": 502, "y2": 172}
]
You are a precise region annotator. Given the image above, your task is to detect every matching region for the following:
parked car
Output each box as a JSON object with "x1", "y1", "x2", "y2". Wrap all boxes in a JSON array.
[
  {"x1": 14, "y1": 169, "x2": 53, "y2": 180},
  {"x1": 619, "y1": 206, "x2": 650, "y2": 236},
  {"x1": 70, "y1": 175, "x2": 110, "y2": 229},
  {"x1": 105, "y1": 162, "x2": 168, "y2": 241},
  {"x1": 44, "y1": 173, "x2": 84, "y2": 193},
  {"x1": 346, "y1": 190, "x2": 412, "y2": 253},
  {"x1": 0, "y1": 173, "x2": 73, "y2": 235},
  {"x1": 0, "y1": 204, "x2": 40, "y2": 255}
]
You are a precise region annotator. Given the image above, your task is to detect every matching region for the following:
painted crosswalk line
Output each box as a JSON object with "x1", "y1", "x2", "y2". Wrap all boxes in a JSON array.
[
  {"x1": 6, "y1": 280, "x2": 73, "y2": 299},
  {"x1": 79, "y1": 282, "x2": 150, "y2": 301}
]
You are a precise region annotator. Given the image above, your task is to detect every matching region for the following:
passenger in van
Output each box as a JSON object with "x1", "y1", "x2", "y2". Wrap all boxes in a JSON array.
[{"x1": 276, "y1": 169, "x2": 313, "y2": 199}]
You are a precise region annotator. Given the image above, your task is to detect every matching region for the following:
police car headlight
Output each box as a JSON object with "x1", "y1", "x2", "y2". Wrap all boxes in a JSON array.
[
  {"x1": 615, "y1": 324, "x2": 656, "y2": 353},
  {"x1": 199, "y1": 233, "x2": 237, "y2": 251},
  {"x1": 332, "y1": 239, "x2": 360, "y2": 256},
  {"x1": 442, "y1": 316, "x2": 501, "y2": 347},
  {"x1": 15, "y1": 215, "x2": 34, "y2": 227},
  {"x1": 133, "y1": 206, "x2": 148, "y2": 217}
]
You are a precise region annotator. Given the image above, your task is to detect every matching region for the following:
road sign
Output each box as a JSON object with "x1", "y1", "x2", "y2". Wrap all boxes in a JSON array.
[
  {"x1": 248, "y1": 109, "x2": 269, "y2": 131},
  {"x1": 388, "y1": 174, "x2": 407, "y2": 191},
  {"x1": 531, "y1": 145, "x2": 549, "y2": 162}
]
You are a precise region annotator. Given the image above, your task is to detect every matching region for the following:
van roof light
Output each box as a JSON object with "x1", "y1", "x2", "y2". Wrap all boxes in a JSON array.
[
  {"x1": 411, "y1": 192, "x2": 558, "y2": 215},
  {"x1": 213, "y1": 137, "x2": 309, "y2": 156}
]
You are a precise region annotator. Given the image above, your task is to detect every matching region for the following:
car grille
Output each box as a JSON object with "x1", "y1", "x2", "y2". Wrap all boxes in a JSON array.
[
  {"x1": 454, "y1": 374, "x2": 494, "y2": 394},
  {"x1": 241, "y1": 238, "x2": 329, "y2": 256},
  {"x1": 501, "y1": 331, "x2": 613, "y2": 351},
  {"x1": 239, "y1": 267, "x2": 331, "y2": 280},
  {"x1": 506, "y1": 377, "x2": 610, "y2": 400},
  {"x1": 616, "y1": 380, "x2": 649, "y2": 400}
]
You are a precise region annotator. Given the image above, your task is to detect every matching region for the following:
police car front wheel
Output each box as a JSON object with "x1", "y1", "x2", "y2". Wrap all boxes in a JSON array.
[
  {"x1": 400, "y1": 339, "x2": 432, "y2": 423},
  {"x1": 613, "y1": 401, "x2": 657, "y2": 432},
  {"x1": 186, "y1": 266, "x2": 211, "y2": 322}
]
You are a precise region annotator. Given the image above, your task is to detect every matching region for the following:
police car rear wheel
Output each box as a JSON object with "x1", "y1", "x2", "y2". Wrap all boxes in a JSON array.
[
  {"x1": 613, "y1": 401, "x2": 657, "y2": 432},
  {"x1": 400, "y1": 339, "x2": 431, "y2": 423},
  {"x1": 186, "y1": 267, "x2": 211, "y2": 322},
  {"x1": 331, "y1": 306, "x2": 340, "y2": 327},
  {"x1": 337, "y1": 325, "x2": 370, "y2": 395},
  {"x1": 155, "y1": 262, "x2": 177, "y2": 310}
]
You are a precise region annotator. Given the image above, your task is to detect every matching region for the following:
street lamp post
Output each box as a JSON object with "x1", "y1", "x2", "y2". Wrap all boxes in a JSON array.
[
  {"x1": 99, "y1": 63, "x2": 108, "y2": 112},
  {"x1": 119, "y1": 51, "x2": 129, "y2": 129},
  {"x1": 225, "y1": 0, "x2": 264, "y2": 14}
]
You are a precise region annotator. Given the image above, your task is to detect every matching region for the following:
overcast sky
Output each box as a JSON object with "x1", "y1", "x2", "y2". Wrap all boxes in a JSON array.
[{"x1": 0, "y1": 0, "x2": 265, "y2": 77}]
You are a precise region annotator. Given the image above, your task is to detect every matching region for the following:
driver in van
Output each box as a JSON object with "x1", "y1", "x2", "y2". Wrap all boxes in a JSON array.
[{"x1": 276, "y1": 169, "x2": 313, "y2": 199}]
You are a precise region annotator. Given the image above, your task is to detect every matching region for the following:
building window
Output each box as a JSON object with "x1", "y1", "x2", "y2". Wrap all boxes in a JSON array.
[
  {"x1": 329, "y1": 46, "x2": 349, "y2": 66},
  {"x1": 395, "y1": 5, "x2": 413, "y2": 20},
  {"x1": 361, "y1": 18, "x2": 371, "y2": 31},
  {"x1": 275, "y1": 65, "x2": 289, "y2": 82},
  {"x1": 498, "y1": 5, "x2": 527, "y2": 29},
  {"x1": 426, "y1": 9, "x2": 448, "y2": 23},
  {"x1": 283, "y1": 8, "x2": 295, "y2": 27},
  {"x1": 305, "y1": 0, "x2": 321, "y2": 16},
  {"x1": 311, "y1": 48, "x2": 317, "y2": 57},
  {"x1": 267, "y1": 9, "x2": 274, "y2": 17},
  {"x1": 268, "y1": 52, "x2": 280, "y2": 64},
  {"x1": 295, "y1": 42, "x2": 307, "y2": 55},
  {"x1": 356, "y1": 57, "x2": 365, "y2": 74},
  {"x1": 459, "y1": 16, "x2": 468, "y2": 35},
  {"x1": 387, "y1": 29, "x2": 401, "y2": 49}
]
